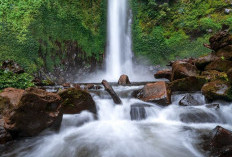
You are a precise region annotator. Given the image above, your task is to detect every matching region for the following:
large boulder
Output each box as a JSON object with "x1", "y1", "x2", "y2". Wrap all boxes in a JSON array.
[
  {"x1": 1, "y1": 60, "x2": 24, "y2": 74},
  {"x1": 0, "y1": 87, "x2": 62, "y2": 137},
  {"x1": 58, "y1": 88, "x2": 97, "y2": 114},
  {"x1": 194, "y1": 53, "x2": 219, "y2": 70},
  {"x1": 201, "y1": 80, "x2": 232, "y2": 102},
  {"x1": 216, "y1": 45, "x2": 232, "y2": 60},
  {"x1": 169, "y1": 76, "x2": 208, "y2": 92},
  {"x1": 179, "y1": 94, "x2": 202, "y2": 106},
  {"x1": 136, "y1": 81, "x2": 171, "y2": 105},
  {"x1": 205, "y1": 59, "x2": 232, "y2": 72},
  {"x1": 209, "y1": 31, "x2": 232, "y2": 51},
  {"x1": 118, "y1": 75, "x2": 131, "y2": 85},
  {"x1": 154, "y1": 69, "x2": 172, "y2": 81},
  {"x1": 171, "y1": 61, "x2": 199, "y2": 81},
  {"x1": 201, "y1": 70, "x2": 228, "y2": 82}
]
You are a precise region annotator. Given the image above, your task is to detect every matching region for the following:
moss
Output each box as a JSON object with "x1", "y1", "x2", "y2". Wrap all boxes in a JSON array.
[
  {"x1": 169, "y1": 76, "x2": 208, "y2": 92},
  {"x1": 201, "y1": 70, "x2": 229, "y2": 82}
]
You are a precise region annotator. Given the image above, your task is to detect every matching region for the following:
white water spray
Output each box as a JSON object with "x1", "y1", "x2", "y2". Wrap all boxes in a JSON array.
[{"x1": 106, "y1": 0, "x2": 133, "y2": 81}]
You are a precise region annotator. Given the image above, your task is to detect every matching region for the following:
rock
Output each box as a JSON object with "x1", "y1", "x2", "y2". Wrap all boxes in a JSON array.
[
  {"x1": 179, "y1": 94, "x2": 201, "y2": 106},
  {"x1": 136, "y1": 81, "x2": 171, "y2": 105},
  {"x1": 1, "y1": 60, "x2": 24, "y2": 74},
  {"x1": 205, "y1": 59, "x2": 232, "y2": 72},
  {"x1": 216, "y1": 45, "x2": 232, "y2": 60},
  {"x1": 211, "y1": 126, "x2": 232, "y2": 149},
  {"x1": 201, "y1": 70, "x2": 228, "y2": 82},
  {"x1": 154, "y1": 69, "x2": 172, "y2": 81},
  {"x1": 206, "y1": 104, "x2": 220, "y2": 110},
  {"x1": 58, "y1": 88, "x2": 97, "y2": 114},
  {"x1": 227, "y1": 68, "x2": 232, "y2": 84},
  {"x1": 0, "y1": 87, "x2": 62, "y2": 137},
  {"x1": 194, "y1": 54, "x2": 219, "y2": 70},
  {"x1": 73, "y1": 83, "x2": 81, "y2": 89},
  {"x1": 130, "y1": 103, "x2": 151, "y2": 121},
  {"x1": 0, "y1": 118, "x2": 12, "y2": 144},
  {"x1": 169, "y1": 76, "x2": 208, "y2": 92},
  {"x1": 63, "y1": 83, "x2": 71, "y2": 88},
  {"x1": 171, "y1": 61, "x2": 199, "y2": 81},
  {"x1": 102, "y1": 80, "x2": 122, "y2": 104},
  {"x1": 201, "y1": 80, "x2": 232, "y2": 102},
  {"x1": 179, "y1": 108, "x2": 219, "y2": 123},
  {"x1": 209, "y1": 31, "x2": 232, "y2": 51},
  {"x1": 84, "y1": 84, "x2": 95, "y2": 90},
  {"x1": 118, "y1": 75, "x2": 131, "y2": 85}
]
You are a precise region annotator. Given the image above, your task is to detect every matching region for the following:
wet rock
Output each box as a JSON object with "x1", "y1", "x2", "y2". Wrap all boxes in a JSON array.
[
  {"x1": 201, "y1": 80, "x2": 232, "y2": 102},
  {"x1": 171, "y1": 61, "x2": 199, "y2": 81},
  {"x1": 0, "y1": 118, "x2": 12, "y2": 144},
  {"x1": 94, "y1": 85, "x2": 102, "y2": 90},
  {"x1": 102, "y1": 80, "x2": 122, "y2": 104},
  {"x1": 216, "y1": 45, "x2": 232, "y2": 60},
  {"x1": 0, "y1": 87, "x2": 62, "y2": 137},
  {"x1": 209, "y1": 31, "x2": 232, "y2": 51},
  {"x1": 194, "y1": 54, "x2": 219, "y2": 70},
  {"x1": 179, "y1": 94, "x2": 201, "y2": 106},
  {"x1": 118, "y1": 75, "x2": 131, "y2": 85},
  {"x1": 58, "y1": 88, "x2": 97, "y2": 114},
  {"x1": 206, "y1": 104, "x2": 220, "y2": 110},
  {"x1": 84, "y1": 84, "x2": 95, "y2": 90},
  {"x1": 169, "y1": 76, "x2": 208, "y2": 92},
  {"x1": 136, "y1": 81, "x2": 171, "y2": 105},
  {"x1": 205, "y1": 59, "x2": 232, "y2": 72},
  {"x1": 201, "y1": 70, "x2": 228, "y2": 82},
  {"x1": 130, "y1": 103, "x2": 151, "y2": 121},
  {"x1": 154, "y1": 69, "x2": 172, "y2": 81},
  {"x1": 1, "y1": 60, "x2": 24, "y2": 74},
  {"x1": 211, "y1": 126, "x2": 232, "y2": 149},
  {"x1": 227, "y1": 68, "x2": 232, "y2": 84},
  {"x1": 73, "y1": 83, "x2": 81, "y2": 89},
  {"x1": 63, "y1": 83, "x2": 71, "y2": 88},
  {"x1": 179, "y1": 108, "x2": 219, "y2": 123}
]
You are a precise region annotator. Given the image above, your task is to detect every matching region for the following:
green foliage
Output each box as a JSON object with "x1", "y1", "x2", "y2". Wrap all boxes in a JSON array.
[
  {"x1": 0, "y1": 70, "x2": 34, "y2": 90},
  {"x1": 0, "y1": 0, "x2": 107, "y2": 72},
  {"x1": 131, "y1": 0, "x2": 231, "y2": 65}
]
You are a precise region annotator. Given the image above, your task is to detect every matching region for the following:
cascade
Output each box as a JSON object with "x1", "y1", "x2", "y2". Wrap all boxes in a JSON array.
[{"x1": 106, "y1": 0, "x2": 133, "y2": 81}]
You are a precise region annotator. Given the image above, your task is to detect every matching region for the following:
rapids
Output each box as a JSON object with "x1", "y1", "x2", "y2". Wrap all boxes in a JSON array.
[{"x1": 1, "y1": 85, "x2": 232, "y2": 157}]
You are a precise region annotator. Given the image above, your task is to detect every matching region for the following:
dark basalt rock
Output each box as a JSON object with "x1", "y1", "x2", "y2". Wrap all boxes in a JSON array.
[
  {"x1": 136, "y1": 81, "x2": 171, "y2": 105},
  {"x1": 209, "y1": 31, "x2": 232, "y2": 51},
  {"x1": 194, "y1": 54, "x2": 219, "y2": 70},
  {"x1": 171, "y1": 61, "x2": 199, "y2": 81},
  {"x1": 118, "y1": 75, "x2": 131, "y2": 85},
  {"x1": 154, "y1": 69, "x2": 172, "y2": 81},
  {"x1": 179, "y1": 94, "x2": 202, "y2": 106},
  {"x1": 58, "y1": 88, "x2": 97, "y2": 114},
  {"x1": 205, "y1": 59, "x2": 232, "y2": 72},
  {"x1": 0, "y1": 87, "x2": 62, "y2": 137},
  {"x1": 130, "y1": 103, "x2": 151, "y2": 121}
]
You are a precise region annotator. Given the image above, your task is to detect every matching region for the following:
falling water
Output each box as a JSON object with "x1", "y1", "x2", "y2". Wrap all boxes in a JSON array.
[{"x1": 106, "y1": 0, "x2": 133, "y2": 81}]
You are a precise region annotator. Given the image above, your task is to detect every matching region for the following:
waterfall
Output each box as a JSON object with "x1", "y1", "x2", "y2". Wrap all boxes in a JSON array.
[{"x1": 106, "y1": 0, "x2": 133, "y2": 81}]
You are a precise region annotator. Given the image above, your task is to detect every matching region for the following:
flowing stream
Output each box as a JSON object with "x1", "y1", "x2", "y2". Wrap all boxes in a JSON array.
[{"x1": 1, "y1": 85, "x2": 232, "y2": 157}]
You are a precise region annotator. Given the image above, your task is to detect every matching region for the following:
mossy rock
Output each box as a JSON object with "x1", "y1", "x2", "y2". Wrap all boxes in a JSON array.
[
  {"x1": 216, "y1": 45, "x2": 232, "y2": 61},
  {"x1": 201, "y1": 70, "x2": 228, "y2": 82},
  {"x1": 194, "y1": 54, "x2": 219, "y2": 71},
  {"x1": 201, "y1": 80, "x2": 232, "y2": 102},
  {"x1": 58, "y1": 88, "x2": 96, "y2": 114},
  {"x1": 169, "y1": 76, "x2": 208, "y2": 92},
  {"x1": 205, "y1": 59, "x2": 232, "y2": 72},
  {"x1": 227, "y1": 68, "x2": 232, "y2": 84}
]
